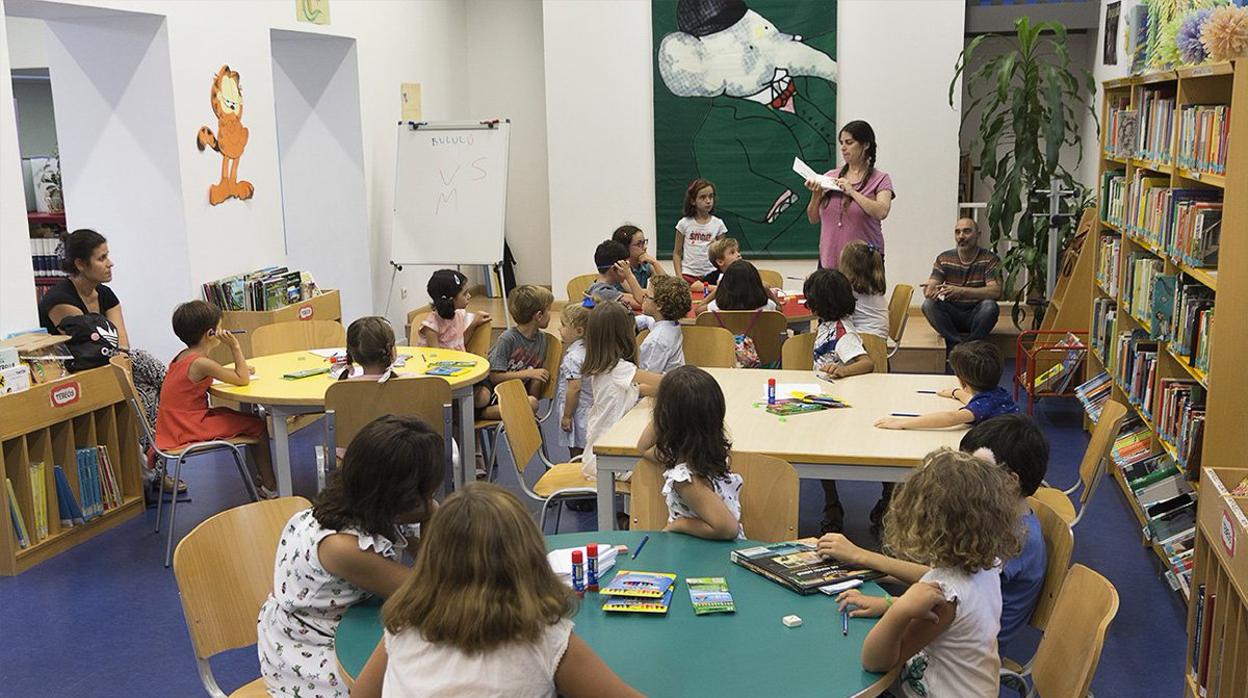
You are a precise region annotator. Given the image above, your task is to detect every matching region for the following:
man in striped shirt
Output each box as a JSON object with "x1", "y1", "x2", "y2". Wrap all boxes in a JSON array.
[{"x1": 922, "y1": 218, "x2": 1002, "y2": 354}]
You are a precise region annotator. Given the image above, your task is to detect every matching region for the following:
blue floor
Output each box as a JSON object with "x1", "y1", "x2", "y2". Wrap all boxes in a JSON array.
[{"x1": 0, "y1": 364, "x2": 1187, "y2": 696}]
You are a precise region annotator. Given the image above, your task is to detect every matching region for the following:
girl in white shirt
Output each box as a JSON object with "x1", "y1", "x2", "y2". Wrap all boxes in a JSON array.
[
  {"x1": 704, "y1": 260, "x2": 782, "y2": 313},
  {"x1": 674, "y1": 178, "x2": 728, "y2": 281},
  {"x1": 839, "y1": 240, "x2": 889, "y2": 338},
  {"x1": 579, "y1": 302, "x2": 661, "y2": 479},
  {"x1": 637, "y1": 366, "x2": 743, "y2": 540},
  {"x1": 352, "y1": 483, "x2": 641, "y2": 698},
  {"x1": 835, "y1": 448, "x2": 1025, "y2": 698}
]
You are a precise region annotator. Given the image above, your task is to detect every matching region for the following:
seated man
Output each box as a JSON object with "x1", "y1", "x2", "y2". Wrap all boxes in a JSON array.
[{"x1": 922, "y1": 217, "x2": 1002, "y2": 351}]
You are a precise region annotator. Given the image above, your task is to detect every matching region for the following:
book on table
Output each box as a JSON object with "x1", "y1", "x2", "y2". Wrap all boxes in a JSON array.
[{"x1": 731, "y1": 538, "x2": 881, "y2": 595}]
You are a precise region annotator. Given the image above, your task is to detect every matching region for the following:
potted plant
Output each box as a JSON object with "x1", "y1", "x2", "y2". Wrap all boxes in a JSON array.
[
  {"x1": 950, "y1": 16, "x2": 1097, "y2": 327},
  {"x1": 38, "y1": 150, "x2": 63, "y2": 213}
]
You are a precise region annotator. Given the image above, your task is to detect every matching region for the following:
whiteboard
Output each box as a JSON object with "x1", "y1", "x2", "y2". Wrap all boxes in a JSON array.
[{"x1": 391, "y1": 121, "x2": 510, "y2": 265}]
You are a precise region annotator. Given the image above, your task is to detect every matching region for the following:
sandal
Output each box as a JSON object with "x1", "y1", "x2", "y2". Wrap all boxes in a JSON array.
[{"x1": 154, "y1": 474, "x2": 188, "y2": 494}]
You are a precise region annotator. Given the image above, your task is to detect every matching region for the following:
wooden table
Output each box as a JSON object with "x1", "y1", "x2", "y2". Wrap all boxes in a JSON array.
[
  {"x1": 591, "y1": 369, "x2": 967, "y2": 530},
  {"x1": 209, "y1": 347, "x2": 488, "y2": 497},
  {"x1": 335, "y1": 532, "x2": 897, "y2": 697}
]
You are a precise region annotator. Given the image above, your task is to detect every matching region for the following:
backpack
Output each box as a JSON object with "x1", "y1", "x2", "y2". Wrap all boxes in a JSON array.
[
  {"x1": 712, "y1": 309, "x2": 763, "y2": 368},
  {"x1": 57, "y1": 313, "x2": 122, "y2": 372}
]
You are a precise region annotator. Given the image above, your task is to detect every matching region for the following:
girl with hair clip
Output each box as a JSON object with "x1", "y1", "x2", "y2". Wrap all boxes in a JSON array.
[
  {"x1": 417, "y1": 269, "x2": 491, "y2": 351},
  {"x1": 835, "y1": 448, "x2": 1024, "y2": 698},
  {"x1": 337, "y1": 316, "x2": 397, "y2": 382},
  {"x1": 839, "y1": 240, "x2": 889, "y2": 339},
  {"x1": 258, "y1": 415, "x2": 446, "y2": 697},
  {"x1": 805, "y1": 120, "x2": 895, "y2": 269},
  {"x1": 580, "y1": 302, "x2": 661, "y2": 480},
  {"x1": 352, "y1": 482, "x2": 641, "y2": 698},
  {"x1": 637, "y1": 366, "x2": 743, "y2": 540},
  {"x1": 673, "y1": 178, "x2": 728, "y2": 283}
]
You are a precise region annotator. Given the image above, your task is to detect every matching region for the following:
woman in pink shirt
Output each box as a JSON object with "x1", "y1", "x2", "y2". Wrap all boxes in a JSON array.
[{"x1": 805, "y1": 120, "x2": 895, "y2": 269}]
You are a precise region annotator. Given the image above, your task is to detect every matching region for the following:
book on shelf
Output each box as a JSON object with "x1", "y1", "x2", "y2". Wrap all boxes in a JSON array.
[
  {"x1": 1097, "y1": 235, "x2": 1121, "y2": 295},
  {"x1": 28, "y1": 238, "x2": 68, "y2": 280},
  {"x1": 1111, "y1": 420, "x2": 1154, "y2": 469},
  {"x1": 1114, "y1": 330, "x2": 1157, "y2": 413},
  {"x1": 1169, "y1": 199, "x2": 1221, "y2": 267},
  {"x1": 1135, "y1": 88, "x2": 1174, "y2": 163},
  {"x1": 730, "y1": 538, "x2": 881, "y2": 595},
  {"x1": 1111, "y1": 109, "x2": 1139, "y2": 161},
  {"x1": 1171, "y1": 281, "x2": 1214, "y2": 373},
  {"x1": 1103, "y1": 94, "x2": 1132, "y2": 156},
  {"x1": 1092, "y1": 298, "x2": 1118, "y2": 369},
  {"x1": 1101, "y1": 169, "x2": 1127, "y2": 226},
  {"x1": 52, "y1": 465, "x2": 84, "y2": 527},
  {"x1": 1149, "y1": 275, "x2": 1176, "y2": 340},
  {"x1": 28, "y1": 462, "x2": 47, "y2": 542},
  {"x1": 1075, "y1": 372, "x2": 1112, "y2": 420},
  {"x1": 6, "y1": 478, "x2": 30, "y2": 549},
  {"x1": 1123, "y1": 252, "x2": 1163, "y2": 326},
  {"x1": 1178, "y1": 103, "x2": 1230, "y2": 174},
  {"x1": 201, "y1": 268, "x2": 322, "y2": 312},
  {"x1": 1123, "y1": 452, "x2": 1178, "y2": 491},
  {"x1": 1028, "y1": 333, "x2": 1085, "y2": 394},
  {"x1": 1156, "y1": 378, "x2": 1206, "y2": 479},
  {"x1": 1124, "y1": 172, "x2": 1169, "y2": 240},
  {"x1": 1144, "y1": 491, "x2": 1196, "y2": 543}
]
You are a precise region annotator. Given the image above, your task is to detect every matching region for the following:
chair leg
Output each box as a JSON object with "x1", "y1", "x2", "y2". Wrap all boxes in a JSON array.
[
  {"x1": 232, "y1": 446, "x2": 260, "y2": 502},
  {"x1": 554, "y1": 500, "x2": 563, "y2": 534},
  {"x1": 153, "y1": 457, "x2": 166, "y2": 533},
  {"x1": 539, "y1": 499, "x2": 551, "y2": 534},
  {"x1": 165, "y1": 454, "x2": 186, "y2": 568}
]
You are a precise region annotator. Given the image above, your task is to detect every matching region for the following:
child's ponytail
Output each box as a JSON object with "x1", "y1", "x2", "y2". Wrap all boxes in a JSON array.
[
  {"x1": 427, "y1": 269, "x2": 468, "y2": 321},
  {"x1": 839, "y1": 241, "x2": 887, "y2": 296}
]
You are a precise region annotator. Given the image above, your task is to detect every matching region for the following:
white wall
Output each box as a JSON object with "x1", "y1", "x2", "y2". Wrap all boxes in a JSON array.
[
  {"x1": 0, "y1": 10, "x2": 38, "y2": 334},
  {"x1": 4, "y1": 15, "x2": 46, "y2": 68},
  {"x1": 1082, "y1": 0, "x2": 1141, "y2": 188},
  {"x1": 467, "y1": 0, "x2": 550, "y2": 287},
  {"x1": 11, "y1": 77, "x2": 57, "y2": 158},
  {"x1": 543, "y1": 0, "x2": 966, "y2": 299}
]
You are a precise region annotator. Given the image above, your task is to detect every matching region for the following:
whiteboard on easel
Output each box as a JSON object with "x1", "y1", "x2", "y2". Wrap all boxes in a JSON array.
[{"x1": 391, "y1": 120, "x2": 510, "y2": 265}]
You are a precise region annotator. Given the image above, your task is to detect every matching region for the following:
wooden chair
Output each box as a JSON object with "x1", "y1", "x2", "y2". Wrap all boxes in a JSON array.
[
  {"x1": 323, "y1": 376, "x2": 455, "y2": 492},
  {"x1": 1031, "y1": 400, "x2": 1128, "y2": 526},
  {"x1": 405, "y1": 303, "x2": 432, "y2": 345},
  {"x1": 565, "y1": 274, "x2": 598, "y2": 304},
  {"x1": 1002, "y1": 496, "x2": 1077, "y2": 676},
  {"x1": 464, "y1": 316, "x2": 493, "y2": 356},
  {"x1": 695, "y1": 309, "x2": 788, "y2": 367},
  {"x1": 1000, "y1": 564, "x2": 1119, "y2": 697},
  {"x1": 757, "y1": 268, "x2": 784, "y2": 291},
  {"x1": 111, "y1": 359, "x2": 260, "y2": 568},
  {"x1": 861, "y1": 333, "x2": 889, "y2": 373},
  {"x1": 680, "y1": 326, "x2": 737, "y2": 368},
  {"x1": 495, "y1": 379, "x2": 625, "y2": 533},
  {"x1": 629, "y1": 452, "x2": 797, "y2": 542},
  {"x1": 173, "y1": 496, "x2": 311, "y2": 698},
  {"x1": 781, "y1": 332, "x2": 815, "y2": 370},
  {"x1": 250, "y1": 320, "x2": 346, "y2": 357},
  {"x1": 886, "y1": 284, "x2": 915, "y2": 358}
]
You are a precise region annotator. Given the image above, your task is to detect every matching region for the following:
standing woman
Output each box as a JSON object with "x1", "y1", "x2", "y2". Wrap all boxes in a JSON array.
[{"x1": 805, "y1": 121, "x2": 895, "y2": 270}]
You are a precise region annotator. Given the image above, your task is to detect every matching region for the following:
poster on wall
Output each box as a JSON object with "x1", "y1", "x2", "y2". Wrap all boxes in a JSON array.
[
  {"x1": 297, "y1": 0, "x2": 330, "y2": 25},
  {"x1": 653, "y1": 0, "x2": 838, "y2": 260},
  {"x1": 196, "y1": 65, "x2": 255, "y2": 206},
  {"x1": 1104, "y1": 1, "x2": 1120, "y2": 66}
]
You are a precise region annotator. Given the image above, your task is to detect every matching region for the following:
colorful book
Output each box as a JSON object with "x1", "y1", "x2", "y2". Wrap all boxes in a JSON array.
[
  {"x1": 731, "y1": 538, "x2": 881, "y2": 595},
  {"x1": 53, "y1": 465, "x2": 84, "y2": 526},
  {"x1": 600, "y1": 570, "x2": 677, "y2": 598},
  {"x1": 687, "y1": 577, "x2": 735, "y2": 615},
  {"x1": 6, "y1": 478, "x2": 30, "y2": 549},
  {"x1": 28, "y1": 462, "x2": 47, "y2": 542},
  {"x1": 764, "y1": 400, "x2": 829, "y2": 417}
]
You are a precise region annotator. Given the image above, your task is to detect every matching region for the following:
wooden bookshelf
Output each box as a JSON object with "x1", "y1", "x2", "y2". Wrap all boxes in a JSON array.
[
  {"x1": 0, "y1": 366, "x2": 144, "y2": 575},
  {"x1": 1081, "y1": 62, "x2": 1248, "y2": 604},
  {"x1": 218, "y1": 289, "x2": 341, "y2": 358}
]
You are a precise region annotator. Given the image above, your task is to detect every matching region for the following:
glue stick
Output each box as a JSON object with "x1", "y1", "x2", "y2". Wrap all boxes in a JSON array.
[
  {"x1": 586, "y1": 544, "x2": 600, "y2": 592},
  {"x1": 768, "y1": 378, "x2": 776, "y2": 405},
  {"x1": 571, "y1": 550, "x2": 585, "y2": 597}
]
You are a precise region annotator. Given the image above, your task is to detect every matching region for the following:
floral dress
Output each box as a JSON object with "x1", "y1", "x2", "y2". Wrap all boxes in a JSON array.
[
  {"x1": 662, "y1": 462, "x2": 745, "y2": 539},
  {"x1": 257, "y1": 509, "x2": 406, "y2": 697}
]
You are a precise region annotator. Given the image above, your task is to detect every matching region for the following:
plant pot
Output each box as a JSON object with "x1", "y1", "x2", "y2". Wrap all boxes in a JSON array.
[{"x1": 47, "y1": 190, "x2": 64, "y2": 213}]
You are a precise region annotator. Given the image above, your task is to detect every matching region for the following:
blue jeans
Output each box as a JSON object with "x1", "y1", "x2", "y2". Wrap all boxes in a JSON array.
[{"x1": 922, "y1": 298, "x2": 1000, "y2": 348}]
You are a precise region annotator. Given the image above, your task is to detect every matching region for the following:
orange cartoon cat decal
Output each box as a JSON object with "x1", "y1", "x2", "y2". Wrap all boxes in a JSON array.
[{"x1": 196, "y1": 65, "x2": 254, "y2": 205}]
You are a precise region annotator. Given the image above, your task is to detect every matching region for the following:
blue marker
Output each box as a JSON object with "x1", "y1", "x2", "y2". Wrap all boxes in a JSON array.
[{"x1": 632, "y1": 534, "x2": 650, "y2": 560}]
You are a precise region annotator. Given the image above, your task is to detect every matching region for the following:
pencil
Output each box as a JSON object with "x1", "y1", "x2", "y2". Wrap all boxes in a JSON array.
[
  {"x1": 842, "y1": 608, "x2": 849, "y2": 636},
  {"x1": 915, "y1": 389, "x2": 937, "y2": 394},
  {"x1": 890, "y1": 412, "x2": 921, "y2": 417}
]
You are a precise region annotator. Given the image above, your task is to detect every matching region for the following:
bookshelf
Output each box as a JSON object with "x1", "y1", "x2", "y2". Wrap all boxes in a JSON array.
[
  {"x1": 1081, "y1": 61, "x2": 1248, "y2": 604},
  {"x1": 0, "y1": 365, "x2": 144, "y2": 575},
  {"x1": 218, "y1": 289, "x2": 341, "y2": 359}
]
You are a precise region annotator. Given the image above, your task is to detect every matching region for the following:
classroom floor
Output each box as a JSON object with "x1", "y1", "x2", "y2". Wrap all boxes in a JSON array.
[{"x1": 0, "y1": 362, "x2": 1186, "y2": 696}]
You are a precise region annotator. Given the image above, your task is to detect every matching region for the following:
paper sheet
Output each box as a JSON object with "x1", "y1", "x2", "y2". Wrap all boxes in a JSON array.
[
  {"x1": 763, "y1": 383, "x2": 824, "y2": 401},
  {"x1": 307, "y1": 347, "x2": 346, "y2": 359},
  {"x1": 792, "y1": 157, "x2": 840, "y2": 191}
]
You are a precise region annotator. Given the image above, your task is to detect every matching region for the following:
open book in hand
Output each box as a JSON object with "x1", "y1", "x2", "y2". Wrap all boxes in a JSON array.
[{"x1": 793, "y1": 157, "x2": 840, "y2": 191}]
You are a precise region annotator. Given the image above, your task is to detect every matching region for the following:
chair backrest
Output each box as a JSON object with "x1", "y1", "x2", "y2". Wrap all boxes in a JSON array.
[
  {"x1": 680, "y1": 326, "x2": 737, "y2": 368},
  {"x1": 695, "y1": 309, "x2": 788, "y2": 367},
  {"x1": 110, "y1": 357, "x2": 156, "y2": 444},
  {"x1": 565, "y1": 274, "x2": 598, "y2": 303},
  {"x1": 757, "y1": 268, "x2": 784, "y2": 291},
  {"x1": 1026, "y1": 495, "x2": 1075, "y2": 631},
  {"x1": 629, "y1": 458, "x2": 669, "y2": 531},
  {"x1": 405, "y1": 304, "x2": 433, "y2": 345},
  {"x1": 496, "y1": 379, "x2": 544, "y2": 475},
  {"x1": 173, "y1": 496, "x2": 312, "y2": 660},
  {"x1": 781, "y1": 332, "x2": 815, "y2": 371},
  {"x1": 465, "y1": 316, "x2": 493, "y2": 357},
  {"x1": 860, "y1": 333, "x2": 889, "y2": 373},
  {"x1": 539, "y1": 331, "x2": 563, "y2": 401},
  {"x1": 887, "y1": 284, "x2": 915, "y2": 343},
  {"x1": 324, "y1": 376, "x2": 453, "y2": 452},
  {"x1": 251, "y1": 320, "x2": 346, "y2": 357},
  {"x1": 732, "y1": 452, "x2": 798, "y2": 542},
  {"x1": 1030, "y1": 564, "x2": 1119, "y2": 698},
  {"x1": 1078, "y1": 400, "x2": 1128, "y2": 507}
]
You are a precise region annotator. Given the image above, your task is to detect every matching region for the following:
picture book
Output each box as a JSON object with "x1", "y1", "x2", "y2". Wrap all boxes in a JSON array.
[
  {"x1": 424, "y1": 364, "x2": 472, "y2": 377},
  {"x1": 731, "y1": 538, "x2": 881, "y2": 595},
  {"x1": 602, "y1": 587, "x2": 674, "y2": 614},
  {"x1": 6, "y1": 478, "x2": 29, "y2": 549},
  {"x1": 687, "y1": 577, "x2": 735, "y2": 615},
  {"x1": 600, "y1": 571, "x2": 677, "y2": 599}
]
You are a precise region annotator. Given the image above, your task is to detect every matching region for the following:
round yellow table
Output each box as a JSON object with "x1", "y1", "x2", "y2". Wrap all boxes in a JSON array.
[{"x1": 209, "y1": 347, "x2": 489, "y2": 496}]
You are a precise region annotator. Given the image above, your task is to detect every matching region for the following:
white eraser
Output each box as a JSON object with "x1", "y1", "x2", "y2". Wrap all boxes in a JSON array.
[{"x1": 782, "y1": 614, "x2": 803, "y2": 628}]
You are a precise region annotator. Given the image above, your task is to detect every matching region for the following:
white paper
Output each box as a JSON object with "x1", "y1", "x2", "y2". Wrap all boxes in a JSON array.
[
  {"x1": 307, "y1": 347, "x2": 346, "y2": 358},
  {"x1": 763, "y1": 383, "x2": 824, "y2": 401},
  {"x1": 548, "y1": 544, "x2": 619, "y2": 582},
  {"x1": 792, "y1": 157, "x2": 840, "y2": 191}
]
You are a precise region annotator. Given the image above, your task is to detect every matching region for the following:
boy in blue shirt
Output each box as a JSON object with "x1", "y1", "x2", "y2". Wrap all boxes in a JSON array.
[
  {"x1": 873, "y1": 340, "x2": 1019, "y2": 430},
  {"x1": 816, "y1": 413, "x2": 1049, "y2": 647}
]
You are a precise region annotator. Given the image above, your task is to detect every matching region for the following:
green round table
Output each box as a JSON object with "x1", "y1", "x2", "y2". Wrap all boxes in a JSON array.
[{"x1": 336, "y1": 532, "x2": 897, "y2": 697}]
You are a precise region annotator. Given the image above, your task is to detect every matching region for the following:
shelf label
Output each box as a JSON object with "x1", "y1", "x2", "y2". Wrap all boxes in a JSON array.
[
  {"x1": 1222, "y1": 508, "x2": 1237, "y2": 557},
  {"x1": 49, "y1": 381, "x2": 80, "y2": 408},
  {"x1": 298, "y1": 304, "x2": 314, "y2": 320}
]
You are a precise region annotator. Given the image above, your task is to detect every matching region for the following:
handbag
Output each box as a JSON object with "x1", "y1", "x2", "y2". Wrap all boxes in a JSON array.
[{"x1": 57, "y1": 313, "x2": 122, "y2": 372}]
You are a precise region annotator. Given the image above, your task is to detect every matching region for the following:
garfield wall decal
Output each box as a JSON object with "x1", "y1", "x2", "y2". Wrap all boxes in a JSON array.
[{"x1": 196, "y1": 65, "x2": 254, "y2": 205}]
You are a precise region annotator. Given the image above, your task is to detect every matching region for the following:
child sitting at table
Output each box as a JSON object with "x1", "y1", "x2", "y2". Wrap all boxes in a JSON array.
[
  {"x1": 336, "y1": 316, "x2": 396, "y2": 381},
  {"x1": 154, "y1": 300, "x2": 276, "y2": 496},
  {"x1": 818, "y1": 413, "x2": 1049, "y2": 648},
  {"x1": 587, "y1": 240, "x2": 646, "y2": 311},
  {"x1": 638, "y1": 275, "x2": 690, "y2": 374},
  {"x1": 581, "y1": 302, "x2": 661, "y2": 480},
  {"x1": 699, "y1": 236, "x2": 742, "y2": 289},
  {"x1": 556, "y1": 304, "x2": 591, "y2": 460},
  {"x1": 702, "y1": 260, "x2": 784, "y2": 313},
  {"x1": 479, "y1": 284, "x2": 553, "y2": 419},
  {"x1": 416, "y1": 269, "x2": 491, "y2": 351},
  {"x1": 637, "y1": 366, "x2": 743, "y2": 540},
  {"x1": 840, "y1": 241, "x2": 889, "y2": 339},
  {"x1": 351, "y1": 482, "x2": 642, "y2": 698},
  {"x1": 835, "y1": 448, "x2": 1023, "y2": 698},
  {"x1": 874, "y1": 340, "x2": 1019, "y2": 430},
  {"x1": 258, "y1": 414, "x2": 445, "y2": 698}
]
